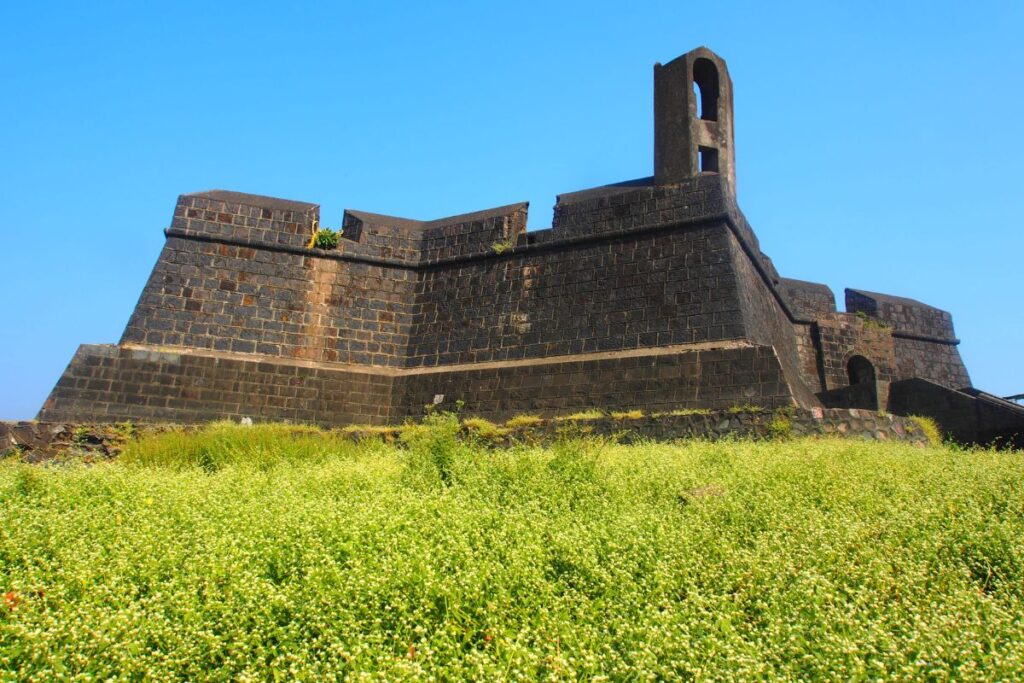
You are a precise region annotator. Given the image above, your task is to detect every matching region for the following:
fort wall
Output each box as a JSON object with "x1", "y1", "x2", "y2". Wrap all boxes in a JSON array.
[
  {"x1": 122, "y1": 234, "x2": 418, "y2": 367},
  {"x1": 37, "y1": 45, "x2": 1014, "y2": 444},
  {"x1": 41, "y1": 340, "x2": 795, "y2": 426},
  {"x1": 392, "y1": 343, "x2": 794, "y2": 420},
  {"x1": 411, "y1": 219, "x2": 745, "y2": 367},
  {"x1": 41, "y1": 345, "x2": 395, "y2": 425},
  {"x1": 846, "y1": 289, "x2": 970, "y2": 389},
  {"x1": 41, "y1": 174, "x2": 978, "y2": 426},
  {"x1": 729, "y1": 225, "x2": 819, "y2": 408},
  {"x1": 41, "y1": 176, "x2": 804, "y2": 425}
]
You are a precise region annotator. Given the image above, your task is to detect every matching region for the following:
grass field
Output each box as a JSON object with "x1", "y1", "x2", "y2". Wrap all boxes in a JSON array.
[{"x1": 1, "y1": 418, "x2": 1022, "y2": 681}]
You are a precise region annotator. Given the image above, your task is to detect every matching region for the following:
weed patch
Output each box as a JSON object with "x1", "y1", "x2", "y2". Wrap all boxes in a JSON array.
[
  {"x1": 461, "y1": 417, "x2": 509, "y2": 441},
  {"x1": 2, "y1": 432, "x2": 1023, "y2": 679},
  {"x1": 505, "y1": 414, "x2": 543, "y2": 429},
  {"x1": 909, "y1": 414, "x2": 943, "y2": 447},
  {"x1": 556, "y1": 409, "x2": 604, "y2": 421}
]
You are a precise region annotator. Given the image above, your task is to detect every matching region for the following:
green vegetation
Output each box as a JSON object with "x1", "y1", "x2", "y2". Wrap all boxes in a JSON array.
[
  {"x1": 855, "y1": 310, "x2": 891, "y2": 330},
  {"x1": 728, "y1": 404, "x2": 766, "y2": 414},
  {"x1": 505, "y1": 414, "x2": 543, "y2": 429},
  {"x1": 556, "y1": 409, "x2": 605, "y2": 421},
  {"x1": 610, "y1": 409, "x2": 644, "y2": 420},
  {"x1": 2, "y1": 422, "x2": 1023, "y2": 680},
  {"x1": 112, "y1": 421, "x2": 137, "y2": 440},
  {"x1": 118, "y1": 420, "x2": 346, "y2": 471},
  {"x1": 339, "y1": 423, "x2": 397, "y2": 436},
  {"x1": 490, "y1": 239, "x2": 514, "y2": 255},
  {"x1": 910, "y1": 414, "x2": 944, "y2": 447},
  {"x1": 461, "y1": 417, "x2": 509, "y2": 441},
  {"x1": 768, "y1": 414, "x2": 793, "y2": 440},
  {"x1": 0, "y1": 443, "x2": 27, "y2": 460},
  {"x1": 312, "y1": 228, "x2": 340, "y2": 250},
  {"x1": 651, "y1": 407, "x2": 712, "y2": 417}
]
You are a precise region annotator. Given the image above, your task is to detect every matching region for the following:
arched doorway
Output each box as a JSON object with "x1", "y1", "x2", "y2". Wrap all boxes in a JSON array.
[
  {"x1": 846, "y1": 355, "x2": 878, "y2": 409},
  {"x1": 847, "y1": 355, "x2": 876, "y2": 385}
]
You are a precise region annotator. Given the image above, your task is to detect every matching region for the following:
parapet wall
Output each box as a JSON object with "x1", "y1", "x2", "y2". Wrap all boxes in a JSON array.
[
  {"x1": 340, "y1": 203, "x2": 529, "y2": 263},
  {"x1": 550, "y1": 175, "x2": 725, "y2": 239},
  {"x1": 888, "y1": 379, "x2": 1024, "y2": 448},
  {"x1": 172, "y1": 190, "x2": 319, "y2": 249},
  {"x1": 778, "y1": 278, "x2": 836, "y2": 320},
  {"x1": 846, "y1": 289, "x2": 956, "y2": 341}
]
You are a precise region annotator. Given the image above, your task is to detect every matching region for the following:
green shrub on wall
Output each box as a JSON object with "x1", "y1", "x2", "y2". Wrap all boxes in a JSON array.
[{"x1": 312, "y1": 228, "x2": 340, "y2": 250}]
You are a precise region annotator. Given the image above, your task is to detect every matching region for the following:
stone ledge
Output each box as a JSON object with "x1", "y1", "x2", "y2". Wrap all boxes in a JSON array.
[{"x1": 114, "y1": 339, "x2": 757, "y2": 377}]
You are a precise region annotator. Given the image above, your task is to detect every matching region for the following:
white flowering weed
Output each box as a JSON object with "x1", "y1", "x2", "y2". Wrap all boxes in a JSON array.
[{"x1": 0, "y1": 424, "x2": 1022, "y2": 680}]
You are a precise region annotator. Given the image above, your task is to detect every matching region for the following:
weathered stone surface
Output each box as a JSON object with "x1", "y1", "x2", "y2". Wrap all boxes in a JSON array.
[{"x1": 0, "y1": 422, "x2": 175, "y2": 463}]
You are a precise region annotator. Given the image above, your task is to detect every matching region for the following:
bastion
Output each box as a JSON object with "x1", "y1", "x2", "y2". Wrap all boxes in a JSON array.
[{"x1": 37, "y1": 47, "x2": 1024, "y2": 446}]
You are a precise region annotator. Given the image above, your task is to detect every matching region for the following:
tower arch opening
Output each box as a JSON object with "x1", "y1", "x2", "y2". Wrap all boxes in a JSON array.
[{"x1": 692, "y1": 58, "x2": 719, "y2": 121}]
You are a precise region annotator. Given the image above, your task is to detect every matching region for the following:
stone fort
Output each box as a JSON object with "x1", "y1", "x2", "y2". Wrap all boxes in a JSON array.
[{"x1": 38, "y1": 47, "x2": 1023, "y2": 445}]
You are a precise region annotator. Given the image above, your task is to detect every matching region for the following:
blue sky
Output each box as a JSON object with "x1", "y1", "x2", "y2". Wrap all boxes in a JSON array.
[{"x1": 1, "y1": 1, "x2": 1022, "y2": 420}]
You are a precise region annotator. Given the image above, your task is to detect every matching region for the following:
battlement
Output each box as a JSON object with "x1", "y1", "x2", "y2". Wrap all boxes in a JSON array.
[
  {"x1": 552, "y1": 174, "x2": 728, "y2": 240},
  {"x1": 170, "y1": 174, "x2": 733, "y2": 266},
  {"x1": 171, "y1": 190, "x2": 319, "y2": 249},
  {"x1": 846, "y1": 289, "x2": 958, "y2": 342},
  {"x1": 778, "y1": 278, "x2": 838, "y2": 319},
  {"x1": 340, "y1": 203, "x2": 528, "y2": 263}
]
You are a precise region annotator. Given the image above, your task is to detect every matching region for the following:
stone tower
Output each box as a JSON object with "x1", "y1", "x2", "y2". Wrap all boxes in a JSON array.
[{"x1": 654, "y1": 47, "x2": 736, "y2": 197}]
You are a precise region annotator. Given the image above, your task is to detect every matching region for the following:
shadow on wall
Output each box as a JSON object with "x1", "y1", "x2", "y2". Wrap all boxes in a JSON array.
[{"x1": 887, "y1": 379, "x2": 1024, "y2": 449}]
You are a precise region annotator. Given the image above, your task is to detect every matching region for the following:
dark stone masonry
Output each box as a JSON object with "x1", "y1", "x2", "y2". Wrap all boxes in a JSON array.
[{"x1": 37, "y1": 47, "x2": 1023, "y2": 447}]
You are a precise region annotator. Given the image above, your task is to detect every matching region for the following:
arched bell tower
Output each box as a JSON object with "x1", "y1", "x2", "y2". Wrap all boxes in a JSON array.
[{"x1": 654, "y1": 47, "x2": 736, "y2": 198}]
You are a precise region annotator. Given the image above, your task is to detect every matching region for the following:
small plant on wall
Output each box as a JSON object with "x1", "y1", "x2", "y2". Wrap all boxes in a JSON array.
[
  {"x1": 306, "y1": 218, "x2": 340, "y2": 250},
  {"x1": 312, "y1": 228, "x2": 339, "y2": 250},
  {"x1": 491, "y1": 239, "x2": 513, "y2": 255},
  {"x1": 855, "y1": 311, "x2": 890, "y2": 330}
]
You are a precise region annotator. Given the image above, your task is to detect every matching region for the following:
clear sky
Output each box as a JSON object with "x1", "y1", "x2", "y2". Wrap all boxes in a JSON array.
[{"x1": 1, "y1": 1, "x2": 1022, "y2": 420}]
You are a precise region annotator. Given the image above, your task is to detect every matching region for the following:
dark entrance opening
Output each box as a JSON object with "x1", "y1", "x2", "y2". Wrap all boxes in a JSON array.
[{"x1": 847, "y1": 355, "x2": 876, "y2": 385}]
